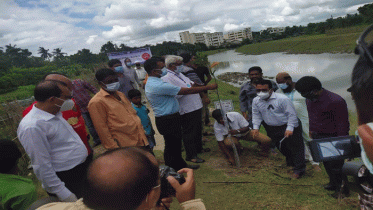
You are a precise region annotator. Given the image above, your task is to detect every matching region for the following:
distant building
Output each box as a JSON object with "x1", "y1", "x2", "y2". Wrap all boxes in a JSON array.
[
  {"x1": 225, "y1": 27, "x2": 253, "y2": 42},
  {"x1": 267, "y1": 27, "x2": 285, "y2": 34},
  {"x1": 179, "y1": 31, "x2": 224, "y2": 47}
]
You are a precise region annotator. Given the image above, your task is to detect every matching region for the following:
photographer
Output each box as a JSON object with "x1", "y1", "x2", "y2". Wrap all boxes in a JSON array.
[
  {"x1": 38, "y1": 147, "x2": 206, "y2": 210},
  {"x1": 348, "y1": 24, "x2": 373, "y2": 209}
]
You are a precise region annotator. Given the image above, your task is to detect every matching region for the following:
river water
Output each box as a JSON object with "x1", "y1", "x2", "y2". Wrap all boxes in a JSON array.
[{"x1": 208, "y1": 50, "x2": 360, "y2": 111}]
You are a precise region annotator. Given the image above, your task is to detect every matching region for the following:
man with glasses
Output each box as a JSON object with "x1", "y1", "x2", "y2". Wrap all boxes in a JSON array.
[
  {"x1": 239, "y1": 66, "x2": 278, "y2": 127},
  {"x1": 252, "y1": 79, "x2": 306, "y2": 179},
  {"x1": 295, "y1": 76, "x2": 350, "y2": 198},
  {"x1": 18, "y1": 80, "x2": 89, "y2": 202}
]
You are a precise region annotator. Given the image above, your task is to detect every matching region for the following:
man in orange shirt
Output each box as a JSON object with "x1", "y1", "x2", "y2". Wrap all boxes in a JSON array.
[{"x1": 88, "y1": 68, "x2": 149, "y2": 150}]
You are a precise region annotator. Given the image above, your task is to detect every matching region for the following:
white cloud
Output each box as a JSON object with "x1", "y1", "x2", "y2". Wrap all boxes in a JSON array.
[{"x1": 86, "y1": 35, "x2": 98, "y2": 44}]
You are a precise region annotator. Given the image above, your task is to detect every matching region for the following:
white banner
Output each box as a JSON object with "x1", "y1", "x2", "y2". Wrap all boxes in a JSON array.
[
  {"x1": 214, "y1": 100, "x2": 234, "y2": 114},
  {"x1": 107, "y1": 47, "x2": 152, "y2": 65}
]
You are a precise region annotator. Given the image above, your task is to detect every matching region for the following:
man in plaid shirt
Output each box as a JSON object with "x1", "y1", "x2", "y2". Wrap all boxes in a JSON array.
[{"x1": 72, "y1": 79, "x2": 101, "y2": 147}]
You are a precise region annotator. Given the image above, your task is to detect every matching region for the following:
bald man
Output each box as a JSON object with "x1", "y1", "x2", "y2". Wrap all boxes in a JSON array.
[
  {"x1": 38, "y1": 148, "x2": 207, "y2": 210},
  {"x1": 18, "y1": 80, "x2": 90, "y2": 203},
  {"x1": 276, "y1": 72, "x2": 321, "y2": 171}
]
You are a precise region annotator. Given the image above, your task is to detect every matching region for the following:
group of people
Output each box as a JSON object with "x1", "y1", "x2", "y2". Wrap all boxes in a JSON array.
[
  {"x1": 213, "y1": 65, "x2": 350, "y2": 197},
  {"x1": 5, "y1": 24, "x2": 373, "y2": 208}
]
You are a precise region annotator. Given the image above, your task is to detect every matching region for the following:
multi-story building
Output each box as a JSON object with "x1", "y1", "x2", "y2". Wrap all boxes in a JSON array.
[
  {"x1": 179, "y1": 31, "x2": 224, "y2": 47},
  {"x1": 267, "y1": 27, "x2": 285, "y2": 34},
  {"x1": 225, "y1": 27, "x2": 253, "y2": 42}
]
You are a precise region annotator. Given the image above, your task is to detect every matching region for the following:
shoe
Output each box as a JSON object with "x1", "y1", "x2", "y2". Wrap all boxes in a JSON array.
[
  {"x1": 186, "y1": 164, "x2": 200, "y2": 170},
  {"x1": 324, "y1": 184, "x2": 337, "y2": 191},
  {"x1": 186, "y1": 157, "x2": 205, "y2": 163},
  {"x1": 330, "y1": 188, "x2": 350, "y2": 199}
]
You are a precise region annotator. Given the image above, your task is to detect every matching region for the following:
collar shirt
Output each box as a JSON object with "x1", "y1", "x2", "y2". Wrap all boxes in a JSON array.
[
  {"x1": 161, "y1": 70, "x2": 202, "y2": 115},
  {"x1": 213, "y1": 112, "x2": 250, "y2": 141},
  {"x1": 17, "y1": 105, "x2": 88, "y2": 200},
  {"x1": 123, "y1": 66, "x2": 140, "y2": 85},
  {"x1": 277, "y1": 88, "x2": 310, "y2": 141},
  {"x1": 71, "y1": 79, "x2": 98, "y2": 113},
  {"x1": 252, "y1": 92, "x2": 299, "y2": 131},
  {"x1": 88, "y1": 89, "x2": 148, "y2": 150},
  {"x1": 180, "y1": 65, "x2": 203, "y2": 85},
  {"x1": 145, "y1": 76, "x2": 181, "y2": 117},
  {"x1": 135, "y1": 67, "x2": 147, "y2": 81},
  {"x1": 306, "y1": 88, "x2": 349, "y2": 136}
]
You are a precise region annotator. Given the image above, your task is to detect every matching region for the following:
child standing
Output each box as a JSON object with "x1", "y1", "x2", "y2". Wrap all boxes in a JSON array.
[{"x1": 128, "y1": 89, "x2": 156, "y2": 151}]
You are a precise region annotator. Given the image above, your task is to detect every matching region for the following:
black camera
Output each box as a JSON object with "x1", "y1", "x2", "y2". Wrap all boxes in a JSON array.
[{"x1": 159, "y1": 165, "x2": 185, "y2": 199}]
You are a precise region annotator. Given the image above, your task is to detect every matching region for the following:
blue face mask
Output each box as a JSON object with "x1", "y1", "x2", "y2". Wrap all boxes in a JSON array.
[
  {"x1": 105, "y1": 82, "x2": 120, "y2": 92},
  {"x1": 278, "y1": 83, "x2": 289, "y2": 90},
  {"x1": 176, "y1": 65, "x2": 183, "y2": 74},
  {"x1": 126, "y1": 62, "x2": 132, "y2": 66},
  {"x1": 161, "y1": 67, "x2": 167, "y2": 77},
  {"x1": 114, "y1": 66, "x2": 124, "y2": 73}
]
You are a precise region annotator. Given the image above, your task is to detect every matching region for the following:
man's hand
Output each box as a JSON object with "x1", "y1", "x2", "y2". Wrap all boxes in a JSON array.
[
  {"x1": 284, "y1": 130, "x2": 293, "y2": 138},
  {"x1": 156, "y1": 197, "x2": 173, "y2": 210},
  {"x1": 207, "y1": 83, "x2": 218, "y2": 90},
  {"x1": 167, "y1": 168, "x2": 195, "y2": 204},
  {"x1": 242, "y1": 112, "x2": 248, "y2": 120},
  {"x1": 203, "y1": 97, "x2": 211, "y2": 105},
  {"x1": 252, "y1": 129, "x2": 259, "y2": 139},
  {"x1": 228, "y1": 129, "x2": 239, "y2": 135}
]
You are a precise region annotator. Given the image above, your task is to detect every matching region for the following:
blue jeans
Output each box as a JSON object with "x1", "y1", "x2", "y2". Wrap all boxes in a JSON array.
[{"x1": 81, "y1": 112, "x2": 101, "y2": 144}]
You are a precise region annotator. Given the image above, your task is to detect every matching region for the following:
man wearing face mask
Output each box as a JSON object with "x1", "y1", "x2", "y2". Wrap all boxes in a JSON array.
[
  {"x1": 108, "y1": 59, "x2": 134, "y2": 99},
  {"x1": 295, "y1": 76, "x2": 349, "y2": 197},
  {"x1": 276, "y1": 72, "x2": 322, "y2": 172},
  {"x1": 123, "y1": 58, "x2": 141, "y2": 90},
  {"x1": 88, "y1": 68, "x2": 148, "y2": 151},
  {"x1": 252, "y1": 79, "x2": 306, "y2": 179},
  {"x1": 18, "y1": 80, "x2": 89, "y2": 202}
]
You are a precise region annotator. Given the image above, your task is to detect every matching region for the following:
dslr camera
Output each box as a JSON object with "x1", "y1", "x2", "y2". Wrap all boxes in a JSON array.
[{"x1": 158, "y1": 165, "x2": 186, "y2": 200}]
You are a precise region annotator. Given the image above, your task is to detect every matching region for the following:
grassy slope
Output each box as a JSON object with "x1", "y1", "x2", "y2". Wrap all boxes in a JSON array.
[
  {"x1": 165, "y1": 79, "x2": 359, "y2": 209},
  {"x1": 236, "y1": 25, "x2": 369, "y2": 55}
]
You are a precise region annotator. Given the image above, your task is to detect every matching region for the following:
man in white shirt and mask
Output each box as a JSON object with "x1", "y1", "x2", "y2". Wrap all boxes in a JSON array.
[
  {"x1": 252, "y1": 79, "x2": 306, "y2": 179},
  {"x1": 276, "y1": 72, "x2": 322, "y2": 172},
  {"x1": 18, "y1": 80, "x2": 89, "y2": 202}
]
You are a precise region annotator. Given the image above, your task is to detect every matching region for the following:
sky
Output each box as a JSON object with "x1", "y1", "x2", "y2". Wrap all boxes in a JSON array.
[{"x1": 0, "y1": 0, "x2": 371, "y2": 56}]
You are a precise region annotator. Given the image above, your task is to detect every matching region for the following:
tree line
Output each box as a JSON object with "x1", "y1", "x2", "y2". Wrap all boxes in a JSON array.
[{"x1": 0, "y1": 3, "x2": 372, "y2": 93}]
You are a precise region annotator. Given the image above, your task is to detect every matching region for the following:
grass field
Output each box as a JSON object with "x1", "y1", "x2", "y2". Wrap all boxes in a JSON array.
[{"x1": 236, "y1": 25, "x2": 369, "y2": 55}]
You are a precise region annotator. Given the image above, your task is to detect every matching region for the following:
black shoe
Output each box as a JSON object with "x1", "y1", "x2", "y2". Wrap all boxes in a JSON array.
[
  {"x1": 330, "y1": 188, "x2": 350, "y2": 199},
  {"x1": 324, "y1": 184, "x2": 337, "y2": 191},
  {"x1": 186, "y1": 164, "x2": 200, "y2": 170},
  {"x1": 186, "y1": 157, "x2": 205, "y2": 163}
]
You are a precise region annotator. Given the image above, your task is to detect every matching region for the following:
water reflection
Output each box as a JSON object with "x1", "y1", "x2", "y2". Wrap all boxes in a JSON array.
[{"x1": 208, "y1": 50, "x2": 360, "y2": 111}]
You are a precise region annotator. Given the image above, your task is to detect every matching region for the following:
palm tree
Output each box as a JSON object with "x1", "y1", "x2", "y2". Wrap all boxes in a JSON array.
[
  {"x1": 52, "y1": 48, "x2": 67, "y2": 60},
  {"x1": 38, "y1": 47, "x2": 52, "y2": 60}
]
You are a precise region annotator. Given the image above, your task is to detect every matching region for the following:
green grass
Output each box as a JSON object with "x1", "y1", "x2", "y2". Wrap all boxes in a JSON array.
[
  {"x1": 0, "y1": 85, "x2": 35, "y2": 103},
  {"x1": 236, "y1": 25, "x2": 370, "y2": 55}
]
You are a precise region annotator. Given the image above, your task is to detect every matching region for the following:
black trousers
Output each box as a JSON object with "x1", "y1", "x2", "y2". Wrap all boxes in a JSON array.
[
  {"x1": 55, "y1": 154, "x2": 93, "y2": 198},
  {"x1": 155, "y1": 112, "x2": 187, "y2": 171},
  {"x1": 263, "y1": 122, "x2": 306, "y2": 174},
  {"x1": 181, "y1": 109, "x2": 203, "y2": 159},
  {"x1": 312, "y1": 132, "x2": 346, "y2": 189}
]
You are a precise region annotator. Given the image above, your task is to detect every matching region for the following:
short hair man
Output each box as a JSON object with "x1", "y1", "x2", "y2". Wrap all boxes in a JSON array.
[
  {"x1": 38, "y1": 147, "x2": 206, "y2": 210},
  {"x1": 163, "y1": 55, "x2": 210, "y2": 164},
  {"x1": 212, "y1": 109, "x2": 271, "y2": 165},
  {"x1": 18, "y1": 80, "x2": 89, "y2": 201},
  {"x1": 276, "y1": 72, "x2": 321, "y2": 172},
  {"x1": 108, "y1": 59, "x2": 134, "y2": 99},
  {"x1": 239, "y1": 66, "x2": 278, "y2": 125},
  {"x1": 0, "y1": 140, "x2": 37, "y2": 209},
  {"x1": 88, "y1": 68, "x2": 148, "y2": 150},
  {"x1": 252, "y1": 79, "x2": 306, "y2": 178},
  {"x1": 144, "y1": 57, "x2": 218, "y2": 170},
  {"x1": 295, "y1": 76, "x2": 350, "y2": 196},
  {"x1": 349, "y1": 25, "x2": 373, "y2": 207}
]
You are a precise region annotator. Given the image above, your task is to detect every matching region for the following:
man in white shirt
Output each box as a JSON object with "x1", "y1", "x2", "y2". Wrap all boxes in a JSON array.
[
  {"x1": 17, "y1": 80, "x2": 89, "y2": 202},
  {"x1": 162, "y1": 55, "x2": 208, "y2": 164},
  {"x1": 252, "y1": 79, "x2": 306, "y2": 178},
  {"x1": 276, "y1": 72, "x2": 321, "y2": 172},
  {"x1": 212, "y1": 109, "x2": 271, "y2": 165},
  {"x1": 124, "y1": 58, "x2": 141, "y2": 90}
]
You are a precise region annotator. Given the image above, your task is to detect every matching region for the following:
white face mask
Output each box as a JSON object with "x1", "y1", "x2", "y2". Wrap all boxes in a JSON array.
[
  {"x1": 105, "y1": 82, "x2": 120, "y2": 92},
  {"x1": 56, "y1": 98, "x2": 75, "y2": 111},
  {"x1": 257, "y1": 91, "x2": 270, "y2": 100}
]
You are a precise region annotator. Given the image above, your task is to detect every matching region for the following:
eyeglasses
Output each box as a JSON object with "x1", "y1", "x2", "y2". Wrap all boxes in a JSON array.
[
  {"x1": 355, "y1": 24, "x2": 373, "y2": 65},
  {"x1": 300, "y1": 91, "x2": 314, "y2": 98},
  {"x1": 153, "y1": 184, "x2": 161, "y2": 189}
]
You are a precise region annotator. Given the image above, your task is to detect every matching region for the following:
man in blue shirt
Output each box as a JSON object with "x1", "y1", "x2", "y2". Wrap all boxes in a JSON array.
[{"x1": 144, "y1": 57, "x2": 218, "y2": 171}]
